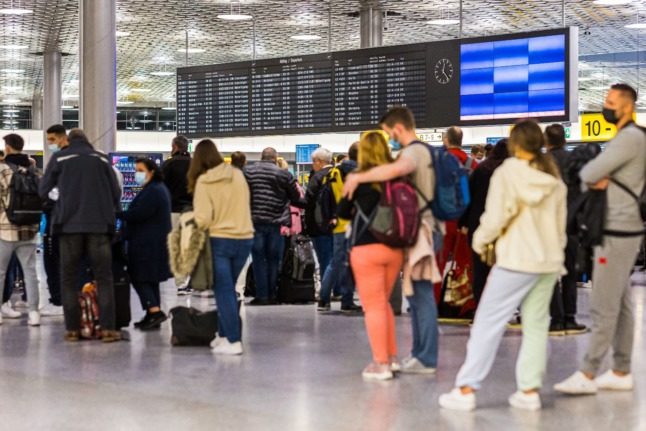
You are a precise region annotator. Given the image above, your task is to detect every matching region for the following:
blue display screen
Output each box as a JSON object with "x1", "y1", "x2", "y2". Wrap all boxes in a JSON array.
[{"x1": 460, "y1": 34, "x2": 566, "y2": 121}]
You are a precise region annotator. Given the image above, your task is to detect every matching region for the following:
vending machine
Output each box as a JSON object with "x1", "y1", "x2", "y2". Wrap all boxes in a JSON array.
[{"x1": 110, "y1": 152, "x2": 164, "y2": 210}]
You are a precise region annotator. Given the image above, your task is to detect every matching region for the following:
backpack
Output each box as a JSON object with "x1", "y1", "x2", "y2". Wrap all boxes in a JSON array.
[
  {"x1": 314, "y1": 169, "x2": 339, "y2": 233},
  {"x1": 5, "y1": 163, "x2": 42, "y2": 226},
  {"x1": 413, "y1": 143, "x2": 470, "y2": 221},
  {"x1": 354, "y1": 179, "x2": 421, "y2": 248},
  {"x1": 79, "y1": 282, "x2": 101, "y2": 339}
]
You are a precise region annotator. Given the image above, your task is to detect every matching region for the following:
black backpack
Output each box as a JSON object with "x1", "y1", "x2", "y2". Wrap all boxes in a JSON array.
[
  {"x1": 5, "y1": 164, "x2": 42, "y2": 226},
  {"x1": 314, "y1": 170, "x2": 338, "y2": 234}
]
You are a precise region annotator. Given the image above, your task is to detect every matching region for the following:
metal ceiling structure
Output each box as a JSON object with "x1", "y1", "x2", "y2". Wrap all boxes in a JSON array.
[{"x1": 0, "y1": 0, "x2": 645, "y2": 112}]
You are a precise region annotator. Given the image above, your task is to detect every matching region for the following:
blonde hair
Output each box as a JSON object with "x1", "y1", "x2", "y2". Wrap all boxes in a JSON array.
[
  {"x1": 358, "y1": 131, "x2": 394, "y2": 172},
  {"x1": 277, "y1": 158, "x2": 289, "y2": 170}
]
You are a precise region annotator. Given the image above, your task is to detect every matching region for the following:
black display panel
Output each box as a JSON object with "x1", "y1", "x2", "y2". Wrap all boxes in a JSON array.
[{"x1": 177, "y1": 27, "x2": 576, "y2": 138}]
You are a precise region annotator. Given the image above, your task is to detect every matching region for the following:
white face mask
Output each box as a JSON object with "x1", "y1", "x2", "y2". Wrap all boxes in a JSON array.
[{"x1": 134, "y1": 171, "x2": 147, "y2": 186}]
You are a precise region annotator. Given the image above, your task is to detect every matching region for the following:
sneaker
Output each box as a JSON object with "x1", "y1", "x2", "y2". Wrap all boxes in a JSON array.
[
  {"x1": 40, "y1": 304, "x2": 64, "y2": 317},
  {"x1": 390, "y1": 358, "x2": 402, "y2": 373},
  {"x1": 177, "y1": 286, "x2": 193, "y2": 296},
  {"x1": 134, "y1": 313, "x2": 151, "y2": 329},
  {"x1": 341, "y1": 304, "x2": 363, "y2": 314},
  {"x1": 595, "y1": 370, "x2": 634, "y2": 391},
  {"x1": 554, "y1": 371, "x2": 598, "y2": 395},
  {"x1": 317, "y1": 301, "x2": 331, "y2": 312},
  {"x1": 27, "y1": 311, "x2": 41, "y2": 327},
  {"x1": 439, "y1": 388, "x2": 476, "y2": 411},
  {"x1": 362, "y1": 363, "x2": 394, "y2": 381},
  {"x1": 508, "y1": 391, "x2": 541, "y2": 411},
  {"x1": 1, "y1": 302, "x2": 21, "y2": 318},
  {"x1": 549, "y1": 322, "x2": 566, "y2": 336},
  {"x1": 212, "y1": 339, "x2": 243, "y2": 355},
  {"x1": 400, "y1": 357, "x2": 436, "y2": 375},
  {"x1": 139, "y1": 311, "x2": 167, "y2": 331},
  {"x1": 13, "y1": 299, "x2": 27, "y2": 309},
  {"x1": 564, "y1": 320, "x2": 588, "y2": 335},
  {"x1": 331, "y1": 295, "x2": 342, "y2": 302},
  {"x1": 210, "y1": 336, "x2": 224, "y2": 349}
]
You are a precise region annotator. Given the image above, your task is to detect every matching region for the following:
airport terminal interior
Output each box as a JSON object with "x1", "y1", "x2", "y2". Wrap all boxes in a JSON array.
[{"x1": 2, "y1": 0, "x2": 646, "y2": 430}]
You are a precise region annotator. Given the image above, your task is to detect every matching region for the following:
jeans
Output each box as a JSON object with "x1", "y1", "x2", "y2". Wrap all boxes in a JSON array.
[
  {"x1": 0, "y1": 240, "x2": 38, "y2": 311},
  {"x1": 320, "y1": 233, "x2": 355, "y2": 307},
  {"x1": 251, "y1": 224, "x2": 283, "y2": 301},
  {"x1": 408, "y1": 280, "x2": 439, "y2": 368},
  {"x1": 60, "y1": 234, "x2": 115, "y2": 331},
  {"x1": 132, "y1": 281, "x2": 161, "y2": 310},
  {"x1": 312, "y1": 234, "x2": 333, "y2": 277},
  {"x1": 212, "y1": 237, "x2": 253, "y2": 343},
  {"x1": 43, "y1": 233, "x2": 62, "y2": 306}
]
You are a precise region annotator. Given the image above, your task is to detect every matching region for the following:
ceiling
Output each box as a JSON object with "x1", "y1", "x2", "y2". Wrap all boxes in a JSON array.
[{"x1": 1, "y1": 0, "x2": 646, "y2": 112}]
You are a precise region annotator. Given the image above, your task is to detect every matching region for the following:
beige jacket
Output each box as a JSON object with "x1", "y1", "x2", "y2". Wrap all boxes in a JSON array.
[
  {"x1": 473, "y1": 158, "x2": 567, "y2": 274},
  {"x1": 403, "y1": 219, "x2": 443, "y2": 297},
  {"x1": 194, "y1": 163, "x2": 254, "y2": 240}
]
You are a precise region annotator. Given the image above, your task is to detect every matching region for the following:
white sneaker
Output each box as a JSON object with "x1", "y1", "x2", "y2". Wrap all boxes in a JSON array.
[
  {"x1": 439, "y1": 388, "x2": 476, "y2": 411},
  {"x1": 28, "y1": 311, "x2": 41, "y2": 327},
  {"x1": 508, "y1": 391, "x2": 541, "y2": 411},
  {"x1": 13, "y1": 299, "x2": 28, "y2": 309},
  {"x1": 400, "y1": 357, "x2": 436, "y2": 374},
  {"x1": 39, "y1": 304, "x2": 64, "y2": 317},
  {"x1": 209, "y1": 336, "x2": 224, "y2": 349},
  {"x1": 554, "y1": 371, "x2": 598, "y2": 395},
  {"x1": 362, "y1": 363, "x2": 394, "y2": 381},
  {"x1": 212, "y1": 339, "x2": 243, "y2": 356},
  {"x1": 390, "y1": 358, "x2": 402, "y2": 373},
  {"x1": 595, "y1": 370, "x2": 634, "y2": 391},
  {"x1": 1, "y1": 302, "x2": 21, "y2": 318}
]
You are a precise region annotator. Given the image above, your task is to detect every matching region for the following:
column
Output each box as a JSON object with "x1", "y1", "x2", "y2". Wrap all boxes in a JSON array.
[
  {"x1": 79, "y1": 0, "x2": 117, "y2": 154},
  {"x1": 43, "y1": 50, "x2": 62, "y2": 162},
  {"x1": 359, "y1": 5, "x2": 383, "y2": 48},
  {"x1": 32, "y1": 94, "x2": 43, "y2": 130}
]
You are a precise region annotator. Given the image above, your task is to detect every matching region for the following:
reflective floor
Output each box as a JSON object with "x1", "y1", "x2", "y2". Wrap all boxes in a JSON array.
[{"x1": 1, "y1": 276, "x2": 646, "y2": 431}]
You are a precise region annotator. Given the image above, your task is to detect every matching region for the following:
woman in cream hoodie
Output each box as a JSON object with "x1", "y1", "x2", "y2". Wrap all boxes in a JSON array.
[
  {"x1": 189, "y1": 139, "x2": 254, "y2": 356},
  {"x1": 439, "y1": 120, "x2": 567, "y2": 412}
]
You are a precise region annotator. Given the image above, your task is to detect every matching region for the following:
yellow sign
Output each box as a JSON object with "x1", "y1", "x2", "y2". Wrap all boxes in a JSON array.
[{"x1": 581, "y1": 113, "x2": 619, "y2": 142}]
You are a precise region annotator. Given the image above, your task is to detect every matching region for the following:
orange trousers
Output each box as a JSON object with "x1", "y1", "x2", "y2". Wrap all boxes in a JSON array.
[{"x1": 350, "y1": 244, "x2": 404, "y2": 364}]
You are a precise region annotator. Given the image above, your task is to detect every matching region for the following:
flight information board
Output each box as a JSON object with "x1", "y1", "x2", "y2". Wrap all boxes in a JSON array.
[{"x1": 177, "y1": 27, "x2": 576, "y2": 138}]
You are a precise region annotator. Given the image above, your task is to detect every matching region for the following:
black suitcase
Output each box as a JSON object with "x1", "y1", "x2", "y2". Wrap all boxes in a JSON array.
[
  {"x1": 277, "y1": 235, "x2": 316, "y2": 304},
  {"x1": 112, "y1": 241, "x2": 132, "y2": 329}
]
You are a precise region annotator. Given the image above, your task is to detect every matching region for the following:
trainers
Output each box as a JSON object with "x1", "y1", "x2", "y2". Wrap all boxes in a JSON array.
[
  {"x1": 595, "y1": 370, "x2": 634, "y2": 391},
  {"x1": 210, "y1": 336, "x2": 225, "y2": 349},
  {"x1": 13, "y1": 299, "x2": 27, "y2": 309},
  {"x1": 27, "y1": 311, "x2": 41, "y2": 327},
  {"x1": 508, "y1": 391, "x2": 541, "y2": 411},
  {"x1": 549, "y1": 322, "x2": 566, "y2": 336},
  {"x1": 40, "y1": 304, "x2": 64, "y2": 317},
  {"x1": 400, "y1": 357, "x2": 436, "y2": 375},
  {"x1": 390, "y1": 357, "x2": 402, "y2": 373},
  {"x1": 134, "y1": 313, "x2": 151, "y2": 329},
  {"x1": 177, "y1": 286, "x2": 193, "y2": 296},
  {"x1": 139, "y1": 311, "x2": 167, "y2": 331},
  {"x1": 1, "y1": 302, "x2": 21, "y2": 318},
  {"x1": 554, "y1": 371, "x2": 598, "y2": 395},
  {"x1": 341, "y1": 303, "x2": 363, "y2": 314},
  {"x1": 317, "y1": 301, "x2": 331, "y2": 312},
  {"x1": 439, "y1": 388, "x2": 476, "y2": 411},
  {"x1": 212, "y1": 339, "x2": 243, "y2": 356},
  {"x1": 362, "y1": 363, "x2": 394, "y2": 381},
  {"x1": 564, "y1": 320, "x2": 588, "y2": 335}
]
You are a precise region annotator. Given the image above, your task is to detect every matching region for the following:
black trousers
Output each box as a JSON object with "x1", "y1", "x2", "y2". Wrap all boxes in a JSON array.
[
  {"x1": 60, "y1": 234, "x2": 115, "y2": 331},
  {"x1": 43, "y1": 233, "x2": 62, "y2": 306},
  {"x1": 550, "y1": 235, "x2": 579, "y2": 323},
  {"x1": 132, "y1": 281, "x2": 161, "y2": 311}
]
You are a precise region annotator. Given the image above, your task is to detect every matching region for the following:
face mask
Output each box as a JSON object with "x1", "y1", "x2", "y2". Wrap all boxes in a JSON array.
[
  {"x1": 48, "y1": 144, "x2": 59, "y2": 153},
  {"x1": 134, "y1": 172, "x2": 147, "y2": 186},
  {"x1": 602, "y1": 107, "x2": 620, "y2": 125},
  {"x1": 389, "y1": 137, "x2": 401, "y2": 152}
]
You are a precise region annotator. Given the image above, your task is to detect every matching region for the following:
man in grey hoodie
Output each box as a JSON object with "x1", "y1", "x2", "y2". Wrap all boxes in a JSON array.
[{"x1": 555, "y1": 83, "x2": 646, "y2": 394}]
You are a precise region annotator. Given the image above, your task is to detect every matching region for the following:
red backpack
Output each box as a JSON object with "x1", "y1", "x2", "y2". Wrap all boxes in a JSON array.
[
  {"x1": 354, "y1": 179, "x2": 421, "y2": 248},
  {"x1": 79, "y1": 282, "x2": 101, "y2": 339}
]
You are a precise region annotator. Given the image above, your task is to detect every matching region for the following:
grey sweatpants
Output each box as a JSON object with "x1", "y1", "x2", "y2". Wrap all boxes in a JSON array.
[{"x1": 582, "y1": 235, "x2": 642, "y2": 375}]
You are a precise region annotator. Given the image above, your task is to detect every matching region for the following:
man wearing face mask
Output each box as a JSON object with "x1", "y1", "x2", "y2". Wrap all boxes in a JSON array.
[{"x1": 556, "y1": 83, "x2": 646, "y2": 395}]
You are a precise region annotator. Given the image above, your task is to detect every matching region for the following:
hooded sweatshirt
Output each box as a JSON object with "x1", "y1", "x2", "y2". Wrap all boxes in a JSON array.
[
  {"x1": 193, "y1": 163, "x2": 254, "y2": 240},
  {"x1": 472, "y1": 157, "x2": 567, "y2": 274}
]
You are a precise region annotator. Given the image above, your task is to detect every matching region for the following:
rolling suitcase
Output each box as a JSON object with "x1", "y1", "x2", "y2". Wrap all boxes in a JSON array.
[
  {"x1": 112, "y1": 240, "x2": 132, "y2": 329},
  {"x1": 277, "y1": 235, "x2": 316, "y2": 304}
]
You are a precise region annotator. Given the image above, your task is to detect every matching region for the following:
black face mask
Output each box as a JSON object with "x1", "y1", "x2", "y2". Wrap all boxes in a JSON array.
[{"x1": 602, "y1": 107, "x2": 620, "y2": 125}]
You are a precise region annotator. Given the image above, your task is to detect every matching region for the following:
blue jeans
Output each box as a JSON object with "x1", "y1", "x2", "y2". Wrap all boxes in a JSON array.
[
  {"x1": 251, "y1": 224, "x2": 283, "y2": 300},
  {"x1": 312, "y1": 235, "x2": 333, "y2": 277},
  {"x1": 211, "y1": 237, "x2": 253, "y2": 343},
  {"x1": 320, "y1": 233, "x2": 354, "y2": 307},
  {"x1": 408, "y1": 280, "x2": 439, "y2": 368}
]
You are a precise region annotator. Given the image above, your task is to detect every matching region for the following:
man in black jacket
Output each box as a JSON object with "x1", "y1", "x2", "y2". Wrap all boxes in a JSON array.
[
  {"x1": 545, "y1": 124, "x2": 587, "y2": 336},
  {"x1": 39, "y1": 128, "x2": 122, "y2": 342},
  {"x1": 244, "y1": 147, "x2": 304, "y2": 305},
  {"x1": 161, "y1": 135, "x2": 192, "y2": 295}
]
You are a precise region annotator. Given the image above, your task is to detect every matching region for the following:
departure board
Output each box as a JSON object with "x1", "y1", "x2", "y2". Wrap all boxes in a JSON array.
[{"x1": 177, "y1": 27, "x2": 576, "y2": 138}]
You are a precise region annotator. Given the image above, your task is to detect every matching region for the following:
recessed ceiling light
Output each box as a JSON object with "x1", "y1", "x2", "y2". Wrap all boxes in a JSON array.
[
  {"x1": 0, "y1": 45, "x2": 28, "y2": 50},
  {"x1": 151, "y1": 71, "x2": 175, "y2": 76},
  {"x1": 3, "y1": 109, "x2": 19, "y2": 113},
  {"x1": 162, "y1": 107, "x2": 176, "y2": 110},
  {"x1": 291, "y1": 34, "x2": 322, "y2": 41},
  {"x1": 0, "y1": 8, "x2": 32, "y2": 15},
  {"x1": 116, "y1": 31, "x2": 130, "y2": 37},
  {"x1": 1, "y1": 69, "x2": 24, "y2": 74},
  {"x1": 2, "y1": 99, "x2": 20, "y2": 104},
  {"x1": 61, "y1": 105, "x2": 75, "y2": 109},
  {"x1": 130, "y1": 88, "x2": 151, "y2": 93},
  {"x1": 217, "y1": 13, "x2": 253, "y2": 21},
  {"x1": 593, "y1": 0, "x2": 631, "y2": 4},
  {"x1": 63, "y1": 94, "x2": 79, "y2": 99},
  {"x1": 625, "y1": 23, "x2": 646, "y2": 29},
  {"x1": 117, "y1": 100, "x2": 134, "y2": 105},
  {"x1": 578, "y1": 77, "x2": 595, "y2": 82},
  {"x1": 427, "y1": 19, "x2": 460, "y2": 25},
  {"x1": 177, "y1": 48, "x2": 205, "y2": 53}
]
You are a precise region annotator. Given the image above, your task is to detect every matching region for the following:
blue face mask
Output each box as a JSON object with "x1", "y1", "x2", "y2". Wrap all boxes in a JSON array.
[
  {"x1": 48, "y1": 144, "x2": 59, "y2": 153},
  {"x1": 389, "y1": 138, "x2": 401, "y2": 152},
  {"x1": 134, "y1": 171, "x2": 147, "y2": 186}
]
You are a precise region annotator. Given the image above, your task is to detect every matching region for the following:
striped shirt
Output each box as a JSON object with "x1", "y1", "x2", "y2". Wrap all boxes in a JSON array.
[{"x1": 244, "y1": 161, "x2": 303, "y2": 225}]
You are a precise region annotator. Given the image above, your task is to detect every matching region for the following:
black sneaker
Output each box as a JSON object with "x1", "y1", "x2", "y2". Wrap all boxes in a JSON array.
[
  {"x1": 564, "y1": 320, "x2": 588, "y2": 335},
  {"x1": 549, "y1": 321, "x2": 566, "y2": 336},
  {"x1": 140, "y1": 311, "x2": 167, "y2": 331},
  {"x1": 249, "y1": 298, "x2": 271, "y2": 306},
  {"x1": 134, "y1": 313, "x2": 151, "y2": 329},
  {"x1": 331, "y1": 295, "x2": 342, "y2": 302},
  {"x1": 341, "y1": 304, "x2": 363, "y2": 314},
  {"x1": 317, "y1": 301, "x2": 331, "y2": 312}
]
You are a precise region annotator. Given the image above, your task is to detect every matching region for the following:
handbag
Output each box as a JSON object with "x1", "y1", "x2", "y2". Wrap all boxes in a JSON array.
[
  {"x1": 443, "y1": 234, "x2": 474, "y2": 307},
  {"x1": 479, "y1": 207, "x2": 523, "y2": 267}
]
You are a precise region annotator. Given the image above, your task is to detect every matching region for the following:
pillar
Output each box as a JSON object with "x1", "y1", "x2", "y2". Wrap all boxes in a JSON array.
[
  {"x1": 32, "y1": 94, "x2": 43, "y2": 130},
  {"x1": 43, "y1": 50, "x2": 62, "y2": 161},
  {"x1": 360, "y1": 5, "x2": 383, "y2": 48},
  {"x1": 79, "y1": 0, "x2": 117, "y2": 154}
]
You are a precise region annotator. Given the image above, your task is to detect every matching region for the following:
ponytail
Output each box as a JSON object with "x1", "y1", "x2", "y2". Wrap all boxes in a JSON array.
[
  {"x1": 530, "y1": 152, "x2": 560, "y2": 179},
  {"x1": 510, "y1": 120, "x2": 561, "y2": 179}
]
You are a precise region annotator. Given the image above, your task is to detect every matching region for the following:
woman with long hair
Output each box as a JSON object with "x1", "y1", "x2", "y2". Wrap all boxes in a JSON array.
[
  {"x1": 439, "y1": 120, "x2": 566, "y2": 411},
  {"x1": 189, "y1": 140, "x2": 254, "y2": 355},
  {"x1": 336, "y1": 131, "x2": 404, "y2": 381}
]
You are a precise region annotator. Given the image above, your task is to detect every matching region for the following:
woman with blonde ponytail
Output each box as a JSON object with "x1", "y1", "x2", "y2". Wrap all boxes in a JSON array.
[{"x1": 439, "y1": 120, "x2": 567, "y2": 412}]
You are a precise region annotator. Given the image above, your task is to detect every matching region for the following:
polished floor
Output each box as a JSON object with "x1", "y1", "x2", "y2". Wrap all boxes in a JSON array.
[{"x1": 1, "y1": 275, "x2": 646, "y2": 431}]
